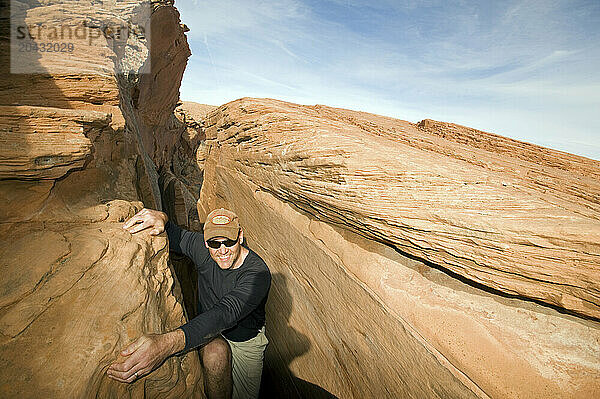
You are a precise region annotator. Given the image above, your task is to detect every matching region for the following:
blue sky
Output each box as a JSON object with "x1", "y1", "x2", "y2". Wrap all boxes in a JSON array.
[{"x1": 176, "y1": 0, "x2": 600, "y2": 160}]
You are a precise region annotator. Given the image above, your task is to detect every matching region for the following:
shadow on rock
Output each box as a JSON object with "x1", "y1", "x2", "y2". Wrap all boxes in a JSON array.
[{"x1": 260, "y1": 273, "x2": 338, "y2": 399}]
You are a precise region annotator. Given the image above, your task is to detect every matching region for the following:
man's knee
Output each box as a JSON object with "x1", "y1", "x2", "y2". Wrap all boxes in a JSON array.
[{"x1": 201, "y1": 337, "x2": 231, "y2": 373}]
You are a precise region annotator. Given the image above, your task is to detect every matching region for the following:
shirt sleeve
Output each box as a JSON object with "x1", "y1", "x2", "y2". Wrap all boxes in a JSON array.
[
  {"x1": 179, "y1": 268, "x2": 271, "y2": 351},
  {"x1": 165, "y1": 220, "x2": 208, "y2": 264}
]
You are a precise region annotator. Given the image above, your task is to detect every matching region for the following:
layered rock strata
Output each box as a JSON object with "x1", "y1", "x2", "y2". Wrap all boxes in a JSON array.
[
  {"x1": 202, "y1": 98, "x2": 600, "y2": 320},
  {"x1": 0, "y1": 1, "x2": 204, "y2": 397},
  {"x1": 197, "y1": 97, "x2": 600, "y2": 398},
  {"x1": 0, "y1": 105, "x2": 102, "y2": 179},
  {"x1": 0, "y1": 203, "x2": 201, "y2": 398}
]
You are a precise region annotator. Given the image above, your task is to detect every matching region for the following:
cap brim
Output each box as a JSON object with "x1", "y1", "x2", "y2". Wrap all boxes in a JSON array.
[{"x1": 204, "y1": 226, "x2": 239, "y2": 241}]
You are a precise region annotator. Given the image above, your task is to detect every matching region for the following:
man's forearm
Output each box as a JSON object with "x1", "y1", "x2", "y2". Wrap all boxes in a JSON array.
[{"x1": 161, "y1": 329, "x2": 186, "y2": 356}]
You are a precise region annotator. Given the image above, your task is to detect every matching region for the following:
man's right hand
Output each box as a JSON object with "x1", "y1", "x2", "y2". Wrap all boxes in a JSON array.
[{"x1": 123, "y1": 208, "x2": 168, "y2": 235}]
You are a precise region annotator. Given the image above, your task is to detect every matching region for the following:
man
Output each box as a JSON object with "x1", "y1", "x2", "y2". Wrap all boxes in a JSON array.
[{"x1": 106, "y1": 207, "x2": 271, "y2": 399}]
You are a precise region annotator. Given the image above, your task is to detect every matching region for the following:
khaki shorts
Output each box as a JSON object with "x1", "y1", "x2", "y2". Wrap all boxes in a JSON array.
[{"x1": 223, "y1": 327, "x2": 269, "y2": 399}]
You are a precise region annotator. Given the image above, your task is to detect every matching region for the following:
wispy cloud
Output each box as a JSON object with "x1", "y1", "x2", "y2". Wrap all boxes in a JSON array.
[
  {"x1": 269, "y1": 39, "x2": 303, "y2": 61},
  {"x1": 176, "y1": 0, "x2": 600, "y2": 160}
]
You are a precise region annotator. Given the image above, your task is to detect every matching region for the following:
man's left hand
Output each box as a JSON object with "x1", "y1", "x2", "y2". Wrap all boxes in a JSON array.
[{"x1": 106, "y1": 330, "x2": 185, "y2": 383}]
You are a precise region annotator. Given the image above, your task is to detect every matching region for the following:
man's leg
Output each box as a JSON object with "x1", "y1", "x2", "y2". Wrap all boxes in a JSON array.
[
  {"x1": 200, "y1": 337, "x2": 233, "y2": 399},
  {"x1": 225, "y1": 327, "x2": 269, "y2": 399}
]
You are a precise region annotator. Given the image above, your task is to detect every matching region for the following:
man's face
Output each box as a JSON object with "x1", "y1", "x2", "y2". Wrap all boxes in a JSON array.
[{"x1": 205, "y1": 231, "x2": 243, "y2": 270}]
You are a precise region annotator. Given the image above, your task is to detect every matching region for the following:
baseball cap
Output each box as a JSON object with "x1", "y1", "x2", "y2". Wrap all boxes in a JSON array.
[{"x1": 203, "y1": 208, "x2": 240, "y2": 241}]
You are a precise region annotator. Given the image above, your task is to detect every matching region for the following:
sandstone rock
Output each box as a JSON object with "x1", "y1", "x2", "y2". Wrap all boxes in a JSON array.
[
  {"x1": 0, "y1": 1, "x2": 203, "y2": 397},
  {"x1": 0, "y1": 74, "x2": 120, "y2": 109},
  {"x1": 4, "y1": 0, "x2": 598, "y2": 396},
  {"x1": 175, "y1": 101, "x2": 216, "y2": 162},
  {"x1": 0, "y1": 105, "x2": 109, "y2": 179},
  {"x1": 197, "y1": 97, "x2": 600, "y2": 398},
  {"x1": 0, "y1": 213, "x2": 202, "y2": 398},
  {"x1": 176, "y1": 102, "x2": 219, "y2": 126},
  {"x1": 160, "y1": 169, "x2": 201, "y2": 230},
  {"x1": 201, "y1": 97, "x2": 600, "y2": 320},
  {"x1": 134, "y1": 5, "x2": 192, "y2": 169},
  {"x1": 146, "y1": 102, "x2": 217, "y2": 232},
  {"x1": 0, "y1": 180, "x2": 54, "y2": 222},
  {"x1": 416, "y1": 118, "x2": 600, "y2": 207}
]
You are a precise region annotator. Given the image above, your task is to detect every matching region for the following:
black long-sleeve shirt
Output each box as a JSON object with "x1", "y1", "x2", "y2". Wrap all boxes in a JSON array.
[{"x1": 165, "y1": 221, "x2": 271, "y2": 351}]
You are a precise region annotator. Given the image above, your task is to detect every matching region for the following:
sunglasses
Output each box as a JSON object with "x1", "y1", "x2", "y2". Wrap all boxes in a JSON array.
[{"x1": 206, "y1": 237, "x2": 239, "y2": 249}]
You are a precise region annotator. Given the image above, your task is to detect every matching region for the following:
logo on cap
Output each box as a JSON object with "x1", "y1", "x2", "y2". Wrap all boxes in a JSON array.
[{"x1": 212, "y1": 215, "x2": 231, "y2": 225}]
